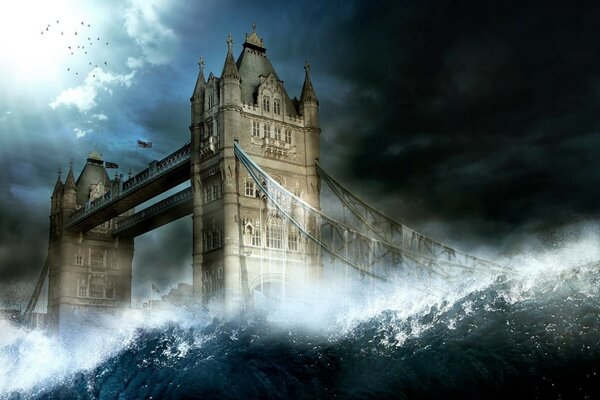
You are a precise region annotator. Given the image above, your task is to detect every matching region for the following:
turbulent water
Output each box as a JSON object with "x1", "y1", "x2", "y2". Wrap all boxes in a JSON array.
[{"x1": 2, "y1": 239, "x2": 600, "y2": 399}]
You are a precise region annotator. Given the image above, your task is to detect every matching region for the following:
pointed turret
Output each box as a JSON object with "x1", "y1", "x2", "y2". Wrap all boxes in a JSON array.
[
  {"x1": 221, "y1": 34, "x2": 240, "y2": 80},
  {"x1": 51, "y1": 168, "x2": 64, "y2": 214},
  {"x1": 62, "y1": 161, "x2": 77, "y2": 211},
  {"x1": 300, "y1": 61, "x2": 319, "y2": 128},
  {"x1": 192, "y1": 56, "x2": 206, "y2": 99},
  {"x1": 300, "y1": 60, "x2": 318, "y2": 105},
  {"x1": 191, "y1": 57, "x2": 206, "y2": 125},
  {"x1": 221, "y1": 34, "x2": 241, "y2": 105}
]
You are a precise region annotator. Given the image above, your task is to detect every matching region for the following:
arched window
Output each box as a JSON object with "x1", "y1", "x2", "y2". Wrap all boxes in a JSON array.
[
  {"x1": 89, "y1": 276, "x2": 104, "y2": 298},
  {"x1": 244, "y1": 179, "x2": 255, "y2": 197},
  {"x1": 90, "y1": 250, "x2": 104, "y2": 269},
  {"x1": 263, "y1": 96, "x2": 270, "y2": 112},
  {"x1": 251, "y1": 223, "x2": 262, "y2": 246},
  {"x1": 252, "y1": 121, "x2": 260, "y2": 137},
  {"x1": 274, "y1": 99, "x2": 281, "y2": 115},
  {"x1": 288, "y1": 228, "x2": 299, "y2": 251},
  {"x1": 266, "y1": 216, "x2": 283, "y2": 249},
  {"x1": 106, "y1": 278, "x2": 115, "y2": 299}
]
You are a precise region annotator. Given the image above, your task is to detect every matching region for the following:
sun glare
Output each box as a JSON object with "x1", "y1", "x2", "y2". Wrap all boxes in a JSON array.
[{"x1": 0, "y1": 1, "x2": 87, "y2": 84}]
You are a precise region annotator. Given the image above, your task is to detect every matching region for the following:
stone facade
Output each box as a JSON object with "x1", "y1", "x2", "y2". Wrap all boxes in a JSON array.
[
  {"x1": 47, "y1": 152, "x2": 134, "y2": 335},
  {"x1": 190, "y1": 26, "x2": 322, "y2": 311}
]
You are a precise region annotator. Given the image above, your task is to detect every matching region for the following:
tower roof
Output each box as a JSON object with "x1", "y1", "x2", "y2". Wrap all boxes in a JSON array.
[
  {"x1": 75, "y1": 150, "x2": 110, "y2": 205},
  {"x1": 300, "y1": 60, "x2": 318, "y2": 104},
  {"x1": 221, "y1": 34, "x2": 240, "y2": 80},
  {"x1": 236, "y1": 24, "x2": 298, "y2": 116},
  {"x1": 192, "y1": 56, "x2": 206, "y2": 97},
  {"x1": 52, "y1": 169, "x2": 64, "y2": 196},
  {"x1": 64, "y1": 161, "x2": 76, "y2": 190}
]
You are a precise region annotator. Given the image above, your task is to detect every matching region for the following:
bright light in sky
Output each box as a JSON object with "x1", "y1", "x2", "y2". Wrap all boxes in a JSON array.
[{"x1": 0, "y1": 1, "x2": 87, "y2": 83}]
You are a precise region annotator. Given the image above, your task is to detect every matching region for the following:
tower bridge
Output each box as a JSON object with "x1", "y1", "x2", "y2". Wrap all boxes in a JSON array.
[{"x1": 24, "y1": 26, "x2": 505, "y2": 333}]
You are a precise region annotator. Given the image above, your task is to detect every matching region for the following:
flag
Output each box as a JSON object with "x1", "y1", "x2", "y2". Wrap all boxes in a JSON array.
[
  {"x1": 137, "y1": 139, "x2": 152, "y2": 148},
  {"x1": 152, "y1": 283, "x2": 160, "y2": 293},
  {"x1": 105, "y1": 161, "x2": 119, "y2": 169}
]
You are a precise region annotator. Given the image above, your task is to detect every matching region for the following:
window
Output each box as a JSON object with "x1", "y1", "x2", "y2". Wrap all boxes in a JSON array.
[
  {"x1": 274, "y1": 99, "x2": 281, "y2": 115},
  {"x1": 252, "y1": 121, "x2": 260, "y2": 137},
  {"x1": 75, "y1": 255, "x2": 83, "y2": 266},
  {"x1": 90, "y1": 250, "x2": 104, "y2": 269},
  {"x1": 78, "y1": 280, "x2": 87, "y2": 297},
  {"x1": 106, "y1": 279, "x2": 115, "y2": 299},
  {"x1": 263, "y1": 96, "x2": 270, "y2": 112},
  {"x1": 208, "y1": 93, "x2": 215, "y2": 108},
  {"x1": 245, "y1": 179, "x2": 255, "y2": 197},
  {"x1": 275, "y1": 127, "x2": 282, "y2": 141},
  {"x1": 251, "y1": 224, "x2": 262, "y2": 246},
  {"x1": 212, "y1": 184, "x2": 219, "y2": 200},
  {"x1": 89, "y1": 276, "x2": 104, "y2": 298},
  {"x1": 207, "y1": 121, "x2": 213, "y2": 137},
  {"x1": 266, "y1": 217, "x2": 283, "y2": 249},
  {"x1": 285, "y1": 129, "x2": 292, "y2": 144},
  {"x1": 263, "y1": 124, "x2": 271, "y2": 138},
  {"x1": 288, "y1": 228, "x2": 299, "y2": 251}
]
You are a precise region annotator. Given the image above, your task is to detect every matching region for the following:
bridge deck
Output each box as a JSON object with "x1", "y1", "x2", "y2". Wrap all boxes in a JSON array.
[
  {"x1": 66, "y1": 144, "x2": 191, "y2": 232},
  {"x1": 113, "y1": 187, "x2": 193, "y2": 238}
]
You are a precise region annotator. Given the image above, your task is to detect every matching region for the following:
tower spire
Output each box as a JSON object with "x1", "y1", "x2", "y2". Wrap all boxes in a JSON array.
[
  {"x1": 192, "y1": 55, "x2": 206, "y2": 98},
  {"x1": 221, "y1": 34, "x2": 240, "y2": 80},
  {"x1": 65, "y1": 159, "x2": 76, "y2": 189},
  {"x1": 300, "y1": 60, "x2": 318, "y2": 104}
]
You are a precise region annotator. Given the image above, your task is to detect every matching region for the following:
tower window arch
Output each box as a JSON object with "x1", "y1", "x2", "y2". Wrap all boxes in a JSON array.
[
  {"x1": 90, "y1": 250, "x2": 105, "y2": 269},
  {"x1": 266, "y1": 216, "x2": 283, "y2": 249},
  {"x1": 274, "y1": 99, "x2": 281, "y2": 115}
]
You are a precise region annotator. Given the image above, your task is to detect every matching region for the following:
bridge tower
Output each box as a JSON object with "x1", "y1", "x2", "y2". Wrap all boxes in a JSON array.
[
  {"x1": 47, "y1": 152, "x2": 134, "y2": 334},
  {"x1": 190, "y1": 25, "x2": 322, "y2": 311}
]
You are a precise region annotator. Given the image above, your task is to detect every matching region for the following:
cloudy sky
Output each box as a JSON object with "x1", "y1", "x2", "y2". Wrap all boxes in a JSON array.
[{"x1": 1, "y1": 0, "x2": 599, "y2": 306}]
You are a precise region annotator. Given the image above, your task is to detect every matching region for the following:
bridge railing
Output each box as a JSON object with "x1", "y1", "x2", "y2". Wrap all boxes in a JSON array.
[{"x1": 67, "y1": 143, "x2": 191, "y2": 226}]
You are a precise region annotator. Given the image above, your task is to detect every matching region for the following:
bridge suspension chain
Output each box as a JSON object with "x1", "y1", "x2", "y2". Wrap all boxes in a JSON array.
[
  {"x1": 316, "y1": 163, "x2": 509, "y2": 273},
  {"x1": 235, "y1": 143, "x2": 506, "y2": 282}
]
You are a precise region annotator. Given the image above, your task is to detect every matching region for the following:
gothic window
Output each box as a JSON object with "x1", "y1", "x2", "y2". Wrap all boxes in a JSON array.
[
  {"x1": 207, "y1": 121, "x2": 213, "y2": 137},
  {"x1": 212, "y1": 184, "x2": 219, "y2": 199},
  {"x1": 106, "y1": 279, "x2": 115, "y2": 299},
  {"x1": 251, "y1": 224, "x2": 262, "y2": 246},
  {"x1": 252, "y1": 121, "x2": 260, "y2": 137},
  {"x1": 275, "y1": 127, "x2": 282, "y2": 141},
  {"x1": 89, "y1": 276, "x2": 104, "y2": 298},
  {"x1": 266, "y1": 217, "x2": 283, "y2": 249},
  {"x1": 75, "y1": 255, "x2": 83, "y2": 266},
  {"x1": 285, "y1": 129, "x2": 292, "y2": 144},
  {"x1": 245, "y1": 179, "x2": 255, "y2": 197},
  {"x1": 263, "y1": 96, "x2": 270, "y2": 112},
  {"x1": 288, "y1": 228, "x2": 299, "y2": 251},
  {"x1": 263, "y1": 123, "x2": 271, "y2": 138},
  {"x1": 90, "y1": 250, "x2": 104, "y2": 269},
  {"x1": 78, "y1": 280, "x2": 87, "y2": 297},
  {"x1": 208, "y1": 93, "x2": 215, "y2": 108},
  {"x1": 274, "y1": 99, "x2": 281, "y2": 115},
  {"x1": 204, "y1": 186, "x2": 210, "y2": 203}
]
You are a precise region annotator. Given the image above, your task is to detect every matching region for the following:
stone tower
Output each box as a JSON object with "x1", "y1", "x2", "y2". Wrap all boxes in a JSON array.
[
  {"x1": 190, "y1": 25, "x2": 322, "y2": 311},
  {"x1": 47, "y1": 151, "x2": 134, "y2": 335}
]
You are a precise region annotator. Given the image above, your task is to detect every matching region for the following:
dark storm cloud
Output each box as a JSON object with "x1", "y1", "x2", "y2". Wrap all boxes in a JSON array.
[{"x1": 289, "y1": 0, "x2": 600, "y2": 250}]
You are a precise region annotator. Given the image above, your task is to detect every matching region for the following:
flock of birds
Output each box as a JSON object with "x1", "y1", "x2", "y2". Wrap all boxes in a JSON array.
[{"x1": 40, "y1": 20, "x2": 110, "y2": 78}]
